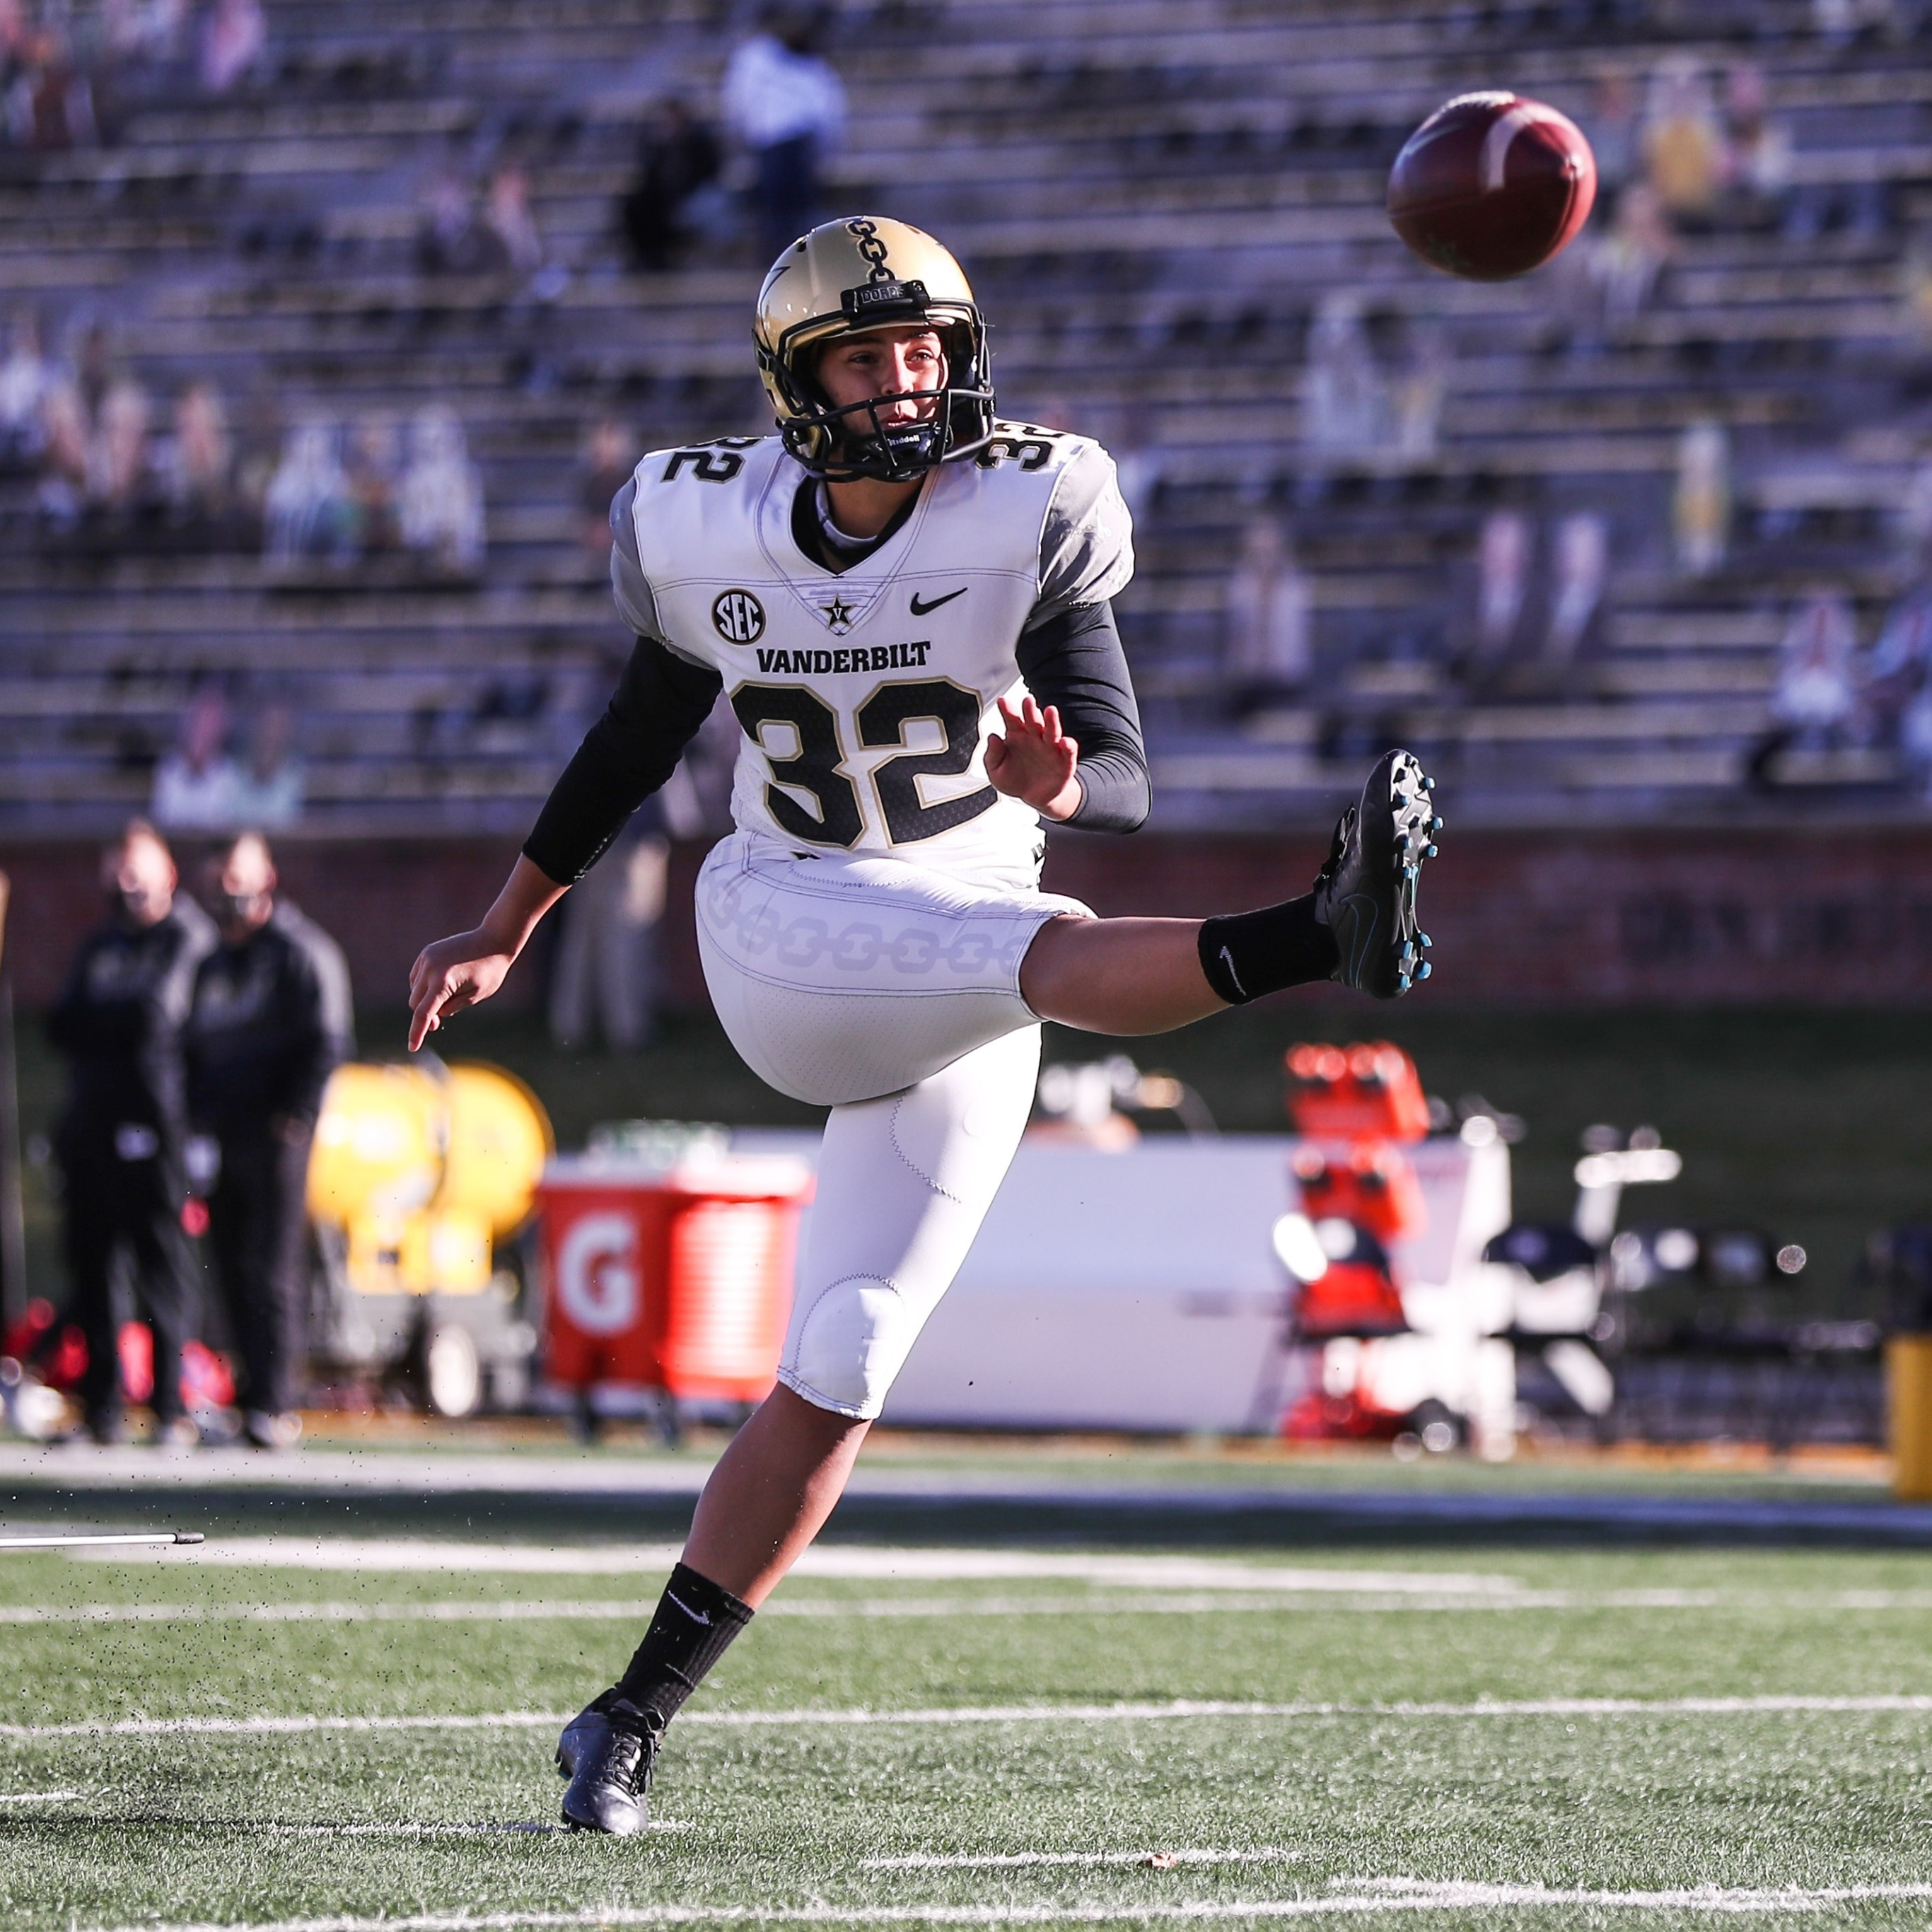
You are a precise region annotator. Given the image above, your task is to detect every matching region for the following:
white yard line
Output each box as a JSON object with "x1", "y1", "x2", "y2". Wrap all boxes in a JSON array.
[
  {"x1": 71, "y1": 1878, "x2": 1932, "y2": 1930},
  {"x1": 11, "y1": 1693, "x2": 1932, "y2": 1741},
  {"x1": 862, "y1": 1849, "x2": 1305, "y2": 1870},
  {"x1": 0, "y1": 1788, "x2": 83, "y2": 1801},
  {"x1": 0, "y1": 1591, "x2": 1649, "y2": 1626},
  {"x1": 252, "y1": 1820, "x2": 689, "y2": 1837},
  {"x1": 22, "y1": 1583, "x2": 1932, "y2": 1626},
  {"x1": 66, "y1": 1539, "x2": 1523, "y2": 1596}
]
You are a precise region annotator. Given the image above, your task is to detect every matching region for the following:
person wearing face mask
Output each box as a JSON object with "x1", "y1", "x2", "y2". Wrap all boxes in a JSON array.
[
  {"x1": 47, "y1": 821, "x2": 215, "y2": 1445},
  {"x1": 185, "y1": 832, "x2": 353, "y2": 1450}
]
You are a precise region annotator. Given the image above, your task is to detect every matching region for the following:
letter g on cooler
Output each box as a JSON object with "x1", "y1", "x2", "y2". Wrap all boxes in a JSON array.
[{"x1": 556, "y1": 1211, "x2": 640, "y2": 1335}]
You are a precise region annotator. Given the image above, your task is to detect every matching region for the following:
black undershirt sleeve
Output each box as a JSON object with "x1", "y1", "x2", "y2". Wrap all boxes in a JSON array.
[
  {"x1": 1016, "y1": 600, "x2": 1150, "y2": 834},
  {"x1": 522, "y1": 636, "x2": 724, "y2": 885}
]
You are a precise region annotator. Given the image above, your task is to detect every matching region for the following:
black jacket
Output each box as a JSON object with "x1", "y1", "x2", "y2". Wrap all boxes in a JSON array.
[
  {"x1": 185, "y1": 902, "x2": 355, "y2": 1137},
  {"x1": 48, "y1": 897, "x2": 216, "y2": 1150}
]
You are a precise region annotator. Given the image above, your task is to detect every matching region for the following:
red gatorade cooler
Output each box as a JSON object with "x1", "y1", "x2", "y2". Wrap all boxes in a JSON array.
[{"x1": 537, "y1": 1153, "x2": 813, "y2": 1399}]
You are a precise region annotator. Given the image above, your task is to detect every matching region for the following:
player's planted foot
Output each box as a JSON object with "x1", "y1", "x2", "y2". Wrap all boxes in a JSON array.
[
  {"x1": 557, "y1": 1697, "x2": 660, "y2": 1835},
  {"x1": 1313, "y1": 748, "x2": 1440, "y2": 999}
]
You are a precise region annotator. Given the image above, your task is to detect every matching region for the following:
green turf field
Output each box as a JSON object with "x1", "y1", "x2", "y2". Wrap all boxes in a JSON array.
[{"x1": 6, "y1": 1532, "x2": 1932, "y2": 1929}]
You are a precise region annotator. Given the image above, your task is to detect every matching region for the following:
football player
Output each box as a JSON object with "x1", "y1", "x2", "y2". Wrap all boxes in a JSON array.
[{"x1": 407, "y1": 216, "x2": 1441, "y2": 1834}]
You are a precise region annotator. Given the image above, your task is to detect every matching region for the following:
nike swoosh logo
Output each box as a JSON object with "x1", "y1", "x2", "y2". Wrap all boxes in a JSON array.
[
  {"x1": 665, "y1": 1591, "x2": 711, "y2": 1627},
  {"x1": 1218, "y1": 946, "x2": 1247, "y2": 999},
  {"x1": 909, "y1": 587, "x2": 967, "y2": 615}
]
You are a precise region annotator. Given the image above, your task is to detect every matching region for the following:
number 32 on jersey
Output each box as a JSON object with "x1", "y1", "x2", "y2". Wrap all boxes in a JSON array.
[{"x1": 731, "y1": 678, "x2": 995, "y2": 849}]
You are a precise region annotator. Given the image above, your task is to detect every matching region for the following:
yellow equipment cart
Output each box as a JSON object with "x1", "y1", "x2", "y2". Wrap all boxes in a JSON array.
[{"x1": 306, "y1": 1058, "x2": 552, "y2": 1415}]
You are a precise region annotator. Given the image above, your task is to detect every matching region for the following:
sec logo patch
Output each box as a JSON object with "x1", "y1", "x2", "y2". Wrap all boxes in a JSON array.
[{"x1": 712, "y1": 589, "x2": 766, "y2": 644}]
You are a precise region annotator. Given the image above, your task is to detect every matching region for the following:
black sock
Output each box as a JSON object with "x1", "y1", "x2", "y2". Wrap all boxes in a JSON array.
[
  {"x1": 1198, "y1": 893, "x2": 1338, "y2": 1006},
  {"x1": 605, "y1": 1561, "x2": 754, "y2": 1733}
]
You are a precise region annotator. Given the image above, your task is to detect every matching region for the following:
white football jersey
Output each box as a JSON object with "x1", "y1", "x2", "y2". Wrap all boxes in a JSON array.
[{"x1": 612, "y1": 424, "x2": 1134, "y2": 891}]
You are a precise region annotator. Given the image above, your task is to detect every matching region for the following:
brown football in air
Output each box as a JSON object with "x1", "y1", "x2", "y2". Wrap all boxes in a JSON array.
[{"x1": 1387, "y1": 92, "x2": 1598, "y2": 281}]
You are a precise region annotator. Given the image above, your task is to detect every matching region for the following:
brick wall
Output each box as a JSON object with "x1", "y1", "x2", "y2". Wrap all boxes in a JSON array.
[{"x1": 4, "y1": 825, "x2": 1929, "y2": 1015}]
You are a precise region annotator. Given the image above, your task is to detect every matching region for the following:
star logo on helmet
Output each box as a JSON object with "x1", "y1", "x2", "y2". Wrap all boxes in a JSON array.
[{"x1": 820, "y1": 595, "x2": 856, "y2": 633}]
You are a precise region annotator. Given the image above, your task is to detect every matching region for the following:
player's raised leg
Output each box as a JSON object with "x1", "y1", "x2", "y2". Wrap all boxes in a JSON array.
[{"x1": 1022, "y1": 746, "x2": 1441, "y2": 1028}]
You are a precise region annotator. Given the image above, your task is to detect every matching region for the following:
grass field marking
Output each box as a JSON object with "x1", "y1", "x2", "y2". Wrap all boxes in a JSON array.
[
  {"x1": 0, "y1": 1590, "x2": 1627, "y2": 1627},
  {"x1": 16, "y1": 1692, "x2": 1932, "y2": 1741},
  {"x1": 67, "y1": 1539, "x2": 1525, "y2": 1597},
  {"x1": 248, "y1": 1820, "x2": 689, "y2": 1837},
  {"x1": 45, "y1": 1585, "x2": 1932, "y2": 1623},
  {"x1": 860, "y1": 1847, "x2": 1307, "y2": 1870},
  {"x1": 0, "y1": 1788, "x2": 83, "y2": 1801},
  {"x1": 74, "y1": 1880, "x2": 1932, "y2": 1931}
]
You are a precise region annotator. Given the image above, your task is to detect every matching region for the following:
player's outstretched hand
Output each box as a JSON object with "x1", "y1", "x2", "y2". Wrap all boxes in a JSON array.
[
  {"x1": 407, "y1": 931, "x2": 516, "y2": 1052},
  {"x1": 985, "y1": 694, "x2": 1083, "y2": 822}
]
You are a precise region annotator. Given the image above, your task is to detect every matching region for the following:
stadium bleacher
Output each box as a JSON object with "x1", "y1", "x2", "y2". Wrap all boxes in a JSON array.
[{"x1": 6, "y1": 0, "x2": 1932, "y2": 833}]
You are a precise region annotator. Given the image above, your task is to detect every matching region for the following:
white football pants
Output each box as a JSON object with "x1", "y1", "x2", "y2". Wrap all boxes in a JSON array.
[{"x1": 694, "y1": 832, "x2": 1091, "y2": 1418}]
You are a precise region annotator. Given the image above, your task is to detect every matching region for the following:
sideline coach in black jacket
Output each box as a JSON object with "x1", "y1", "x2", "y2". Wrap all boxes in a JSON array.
[
  {"x1": 47, "y1": 820, "x2": 214, "y2": 1445},
  {"x1": 186, "y1": 832, "x2": 353, "y2": 1449}
]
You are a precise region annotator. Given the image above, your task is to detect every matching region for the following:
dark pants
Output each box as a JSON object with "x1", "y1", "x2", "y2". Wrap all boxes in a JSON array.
[
  {"x1": 61, "y1": 1132, "x2": 198, "y2": 1431},
  {"x1": 754, "y1": 132, "x2": 821, "y2": 260},
  {"x1": 207, "y1": 1127, "x2": 311, "y2": 1417}
]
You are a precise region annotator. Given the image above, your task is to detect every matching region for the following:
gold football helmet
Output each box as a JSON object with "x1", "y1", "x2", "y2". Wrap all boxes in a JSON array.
[{"x1": 754, "y1": 216, "x2": 994, "y2": 482}]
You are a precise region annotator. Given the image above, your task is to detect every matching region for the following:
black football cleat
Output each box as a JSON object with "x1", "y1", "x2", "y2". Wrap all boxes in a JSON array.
[
  {"x1": 1313, "y1": 749, "x2": 1441, "y2": 999},
  {"x1": 556, "y1": 1698, "x2": 660, "y2": 1837}
]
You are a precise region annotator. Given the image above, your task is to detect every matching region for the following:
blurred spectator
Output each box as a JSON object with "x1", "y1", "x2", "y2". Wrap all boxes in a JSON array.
[
  {"x1": 1673, "y1": 419, "x2": 1730, "y2": 577},
  {"x1": 1300, "y1": 292, "x2": 1383, "y2": 462},
  {"x1": 1721, "y1": 64, "x2": 1792, "y2": 230},
  {"x1": 199, "y1": 0, "x2": 266, "y2": 94},
  {"x1": 1110, "y1": 402, "x2": 1163, "y2": 530},
  {"x1": 1390, "y1": 322, "x2": 1446, "y2": 463},
  {"x1": 1471, "y1": 510, "x2": 1533, "y2": 674},
  {"x1": 164, "y1": 379, "x2": 235, "y2": 532},
  {"x1": 579, "y1": 417, "x2": 630, "y2": 553},
  {"x1": 417, "y1": 166, "x2": 492, "y2": 277},
  {"x1": 1592, "y1": 183, "x2": 1675, "y2": 325},
  {"x1": 94, "y1": 368, "x2": 152, "y2": 511},
  {"x1": 397, "y1": 405, "x2": 484, "y2": 575},
  {"x1": 264, "y1": 421, "x2": 351, "y2": 564},
  {"x1": 549, "y1": 808, "x2": 669, "y2": 1053},
  {"x1": 482, "y1": 162, "x2": 566, "y2": 299},
  {"x1": 1222, "y1": 516, "x2": 1312, "y2": 709},
  {"x1": 187, "y1": 831, "x2": 351, "y2": 1448},
  {"x1": 47, "y1": 821, "x2": 214, "y2": 1445},
  {"x1": 103, "y1": 0, "x2": 192, "y2": 69},
  {"x1": 1862, "y1": 583, "x2": 1932, "y2": 745},
  {"x1": 35, "y1": 329, "x2": 153, "y2": 521},
  {"x1": 1542, "y1": 513, "x2": 1610, "y2": 669},
  {"x1": 1901, "y1": 677, "x2": 1932, "y2": 799},
  {"x1": 1770, "y1": 593, "x2": 1860, "y2": 744},
  {"x1": 229, "y1": 702, "x2": 304, "y2": 827},
  {"x1": 722, "y1": 4, "x2": 846, "y2": 258},
  {"x1": 1581, "y1": 69, "x2": 1639, "y2": 199},
  {"x1": 37, "y1": 376, "x2": 90, "y2": 521},
  {"x1": 622, "y1": 95, "x2": 722, "y2": 272},
  {"x1": 343, "y1": 412, "x2": 401, "y2": 556},
  {"x1": 1643, "y1": 63, "x2": 1725, "y2": 227},
  {"x1": 6, "y1": 18, "x2": 94, "y2": 150},
  {"x1": 152, "y1": 688, "x2": 243, "y2": 829},
  {"x1": 0, "y1": 305, "x2": 50, "y2": 475},
  {"x1": 483, "y1": 164, "x2": 541, "y2": 270}
]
